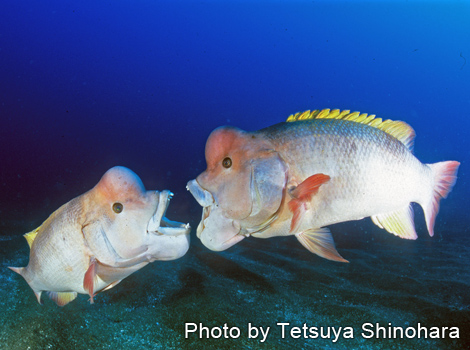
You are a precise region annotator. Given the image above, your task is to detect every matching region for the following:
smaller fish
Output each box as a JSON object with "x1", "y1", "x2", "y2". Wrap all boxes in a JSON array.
[{"x1": 9, "y1": 166, "x2": 190, "y2": 306}]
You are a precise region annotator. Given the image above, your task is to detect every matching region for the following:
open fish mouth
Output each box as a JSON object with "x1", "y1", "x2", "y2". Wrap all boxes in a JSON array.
[{"x1": 147, "y1": 190, "x2": 190, "y2": 236}]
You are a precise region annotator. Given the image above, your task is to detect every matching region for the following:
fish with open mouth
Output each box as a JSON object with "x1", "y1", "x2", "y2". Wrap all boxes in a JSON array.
[
  {"x1": 9, "y1": 166, "x2": 190, "y2": 306},
  {"x1": 187, "y1": 109, "x2": 459, "y2": 262}
]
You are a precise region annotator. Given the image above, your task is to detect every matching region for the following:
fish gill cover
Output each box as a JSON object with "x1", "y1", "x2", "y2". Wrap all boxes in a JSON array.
[{"x1": 0, "y1": 0, "x2": 469, "y2": 349}]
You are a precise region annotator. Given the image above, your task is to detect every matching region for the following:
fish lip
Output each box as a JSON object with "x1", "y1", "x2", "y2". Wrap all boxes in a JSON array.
[
  {"x1": 187, "y1": 179, "x2": 244, "y2": 250},
  {"x1": 198, "y1": 212, "x2": 244, "y2": 251},
  {"x1": 151, "y1": 255, "x2": 180, "y2": 261},
  {"x1": 187, "y1": 179, "x2": 216, "y2": 238},
  {"x1": 186, "y1": 179, "x2": 215, "y2": 208},
  {"x1": 147, "y1": 190, "x2": 190, "y2": 237},
  {"x1": 197, "y1": 205, "x2": 211, "y2": 238}
]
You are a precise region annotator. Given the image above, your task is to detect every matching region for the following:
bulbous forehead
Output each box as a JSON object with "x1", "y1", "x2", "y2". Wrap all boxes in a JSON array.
[
  {"x1": 95, "y1": 166, "x2": 146, "y2": 201},
  {"x1": 205, "y1": 126, "x2": 245, "y2": 163}
]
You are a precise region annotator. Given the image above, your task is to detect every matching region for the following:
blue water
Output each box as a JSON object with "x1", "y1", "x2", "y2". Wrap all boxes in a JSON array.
[{"x1": 1, "y1": 1, "x2": 469, "y2": 349}]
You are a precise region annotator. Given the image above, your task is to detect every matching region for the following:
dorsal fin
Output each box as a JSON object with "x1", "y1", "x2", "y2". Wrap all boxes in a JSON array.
[
  {"x1": 24, "y1": 227, "x2": 41, "y2": 249},
  {"x1": 22, "y1": 206, "x2": 63, "y2": 249},
  {"x1": 286, "y1": 108, "x2": 415, "y2": 150}
]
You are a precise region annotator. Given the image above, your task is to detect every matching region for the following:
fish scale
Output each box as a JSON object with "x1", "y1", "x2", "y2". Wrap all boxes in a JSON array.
[{"x1": 262, "y1": 119, "x2": 423, "y2": 225}]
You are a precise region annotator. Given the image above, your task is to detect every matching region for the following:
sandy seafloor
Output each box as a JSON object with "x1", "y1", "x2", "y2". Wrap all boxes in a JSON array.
[{"x1": 1, "y1": 215, "x2": 469, "y2": 350}]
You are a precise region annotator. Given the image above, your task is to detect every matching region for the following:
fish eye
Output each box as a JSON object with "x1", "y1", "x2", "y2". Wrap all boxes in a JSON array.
[
  {"x1": 112, "y1": 202, "x2": 123, "y2": 214},
  {"x1": 222, "y1": 157, "x2": 232, "y2": 168}
]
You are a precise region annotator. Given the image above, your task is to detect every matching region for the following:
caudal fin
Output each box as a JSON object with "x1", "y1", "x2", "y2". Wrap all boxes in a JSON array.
[
  {"x1": 424, "y1": 161, "x2": 460, "y2": 236},
  {"x1": 8, "y1": 266, "x2": 43, "y2": 304},
  {"x1": 8, "y1": 266, "x2": 24, "y2": 275}
]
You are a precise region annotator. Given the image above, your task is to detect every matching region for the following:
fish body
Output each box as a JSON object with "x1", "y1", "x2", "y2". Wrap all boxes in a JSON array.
[
  {"x1": 187, "y1": 109, "x2": 459, "y2": 261},
  {"x1": 10, "y1": 166, "x2": 190, "y2": 306}
]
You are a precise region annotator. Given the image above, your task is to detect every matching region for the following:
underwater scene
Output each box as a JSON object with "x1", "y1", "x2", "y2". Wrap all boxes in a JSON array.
[{"x1": 1, "y1": 0, "x2": 469, "y2": 349}]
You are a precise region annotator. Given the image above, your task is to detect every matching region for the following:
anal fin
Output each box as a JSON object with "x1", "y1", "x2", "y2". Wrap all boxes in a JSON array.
[
  {"x1": 288, "y1": 174, "x2": 330, "y2": 232},
  {"x1": 371, "y1": 205, "x2": 417, "y2": 240},
  {"x1": 47, "y1": 291, "x2": 78, "y2": 307},
  {"x1": 295, "y1": 227, "x2": 348, "y2": 263}
]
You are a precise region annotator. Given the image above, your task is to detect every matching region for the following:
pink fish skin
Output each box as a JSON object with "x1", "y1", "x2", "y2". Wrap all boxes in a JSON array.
[
  {"x1": 187, "y1": 110, "x2": 459, "y2": 262},
  {"x1": 9, "y1": 166, "x2": 190, "y2": 306}
]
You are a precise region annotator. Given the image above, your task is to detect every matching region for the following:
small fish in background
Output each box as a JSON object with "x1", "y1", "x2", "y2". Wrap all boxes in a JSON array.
[
  {"x1": 187, "y1": 109, "x2": 460, "y2": 262},
  {"x1": 9, "y1": 166, "x2": 190, "y2": 306}
]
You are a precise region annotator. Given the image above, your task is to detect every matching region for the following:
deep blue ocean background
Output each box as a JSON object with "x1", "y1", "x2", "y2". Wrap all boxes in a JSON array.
[{"x1": 1, "y1": 1, "x2": 469, "y2": 349}]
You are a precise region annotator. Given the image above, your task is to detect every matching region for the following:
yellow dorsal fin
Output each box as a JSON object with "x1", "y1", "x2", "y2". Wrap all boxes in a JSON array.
[
  {"x1": 22, "y1": 206, "x2": 64, "y2": 249},
  {"x1": 286, "y1": 108, "x2": 415, "y2": 150},
  {"x1": 24, "y1": 227, "x2": 41, "y2": 248}
]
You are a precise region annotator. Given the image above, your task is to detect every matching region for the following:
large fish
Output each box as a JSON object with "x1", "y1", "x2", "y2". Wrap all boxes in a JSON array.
[
  {"x1": 187, "y1": 109, "x2": 459, "y2": 262},
  {"x1": 9, "y1": 166, "x2": 190, "y2": 306}
]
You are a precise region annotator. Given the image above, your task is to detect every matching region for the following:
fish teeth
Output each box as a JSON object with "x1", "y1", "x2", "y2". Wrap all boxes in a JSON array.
[
  {"x1": 147, "y1": 191, "x2": 171, "y2": 233},
  {"x1": 159, "y1": 226, "x2": 187, "y2": 236},
  {"x1": 148, "y1": 191, "x2": 190, "y2": 236}
]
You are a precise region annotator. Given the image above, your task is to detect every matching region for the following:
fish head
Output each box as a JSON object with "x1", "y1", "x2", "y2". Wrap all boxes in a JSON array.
[
  {"x1": 187, "y1": 127, "x2": 287, "y2": 251},
  {"x1": 90, "y1": 166, "x2": 190, "y2": 262}
]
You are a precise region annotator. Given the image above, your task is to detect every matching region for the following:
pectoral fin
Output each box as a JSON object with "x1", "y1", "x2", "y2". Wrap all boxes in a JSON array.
[
  {"x1": 288, "y1": 174, "x2": 330, "y2": 232},
  {"x1": 83, "y1": 257, "x2": 98, "y2": 304},
  {"x1": 371, "y1": 205, "x2": 417, "y2": 240},
  {"x1": 295, "y1": 228, "x2": 348, "y2": 263},
  {"x1": 83, "y1": 259, "x2": 147, "y2": 302}
]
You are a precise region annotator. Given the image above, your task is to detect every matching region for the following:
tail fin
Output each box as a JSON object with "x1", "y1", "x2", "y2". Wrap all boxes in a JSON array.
[
  {"x1": 424, "y1": 161, "x2": 460, "y2": 236},
  {"x1": 8, "y1": 266, "x2": 24, "y2": 275},
  {"x1": 8, "y1": 266, "x2": 43, "y2": 304}
]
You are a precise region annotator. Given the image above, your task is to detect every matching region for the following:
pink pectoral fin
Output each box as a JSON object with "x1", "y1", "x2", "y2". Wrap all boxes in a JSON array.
[
  {"x1": 288, "y1": 174, "x2": 330, "y2": 232},
  {"x1": 288, "y1": 199, "x2": 306, "y2": 233},
  {"x1": 83, "y1": 257, "x2": 97, "y2": 304}
]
